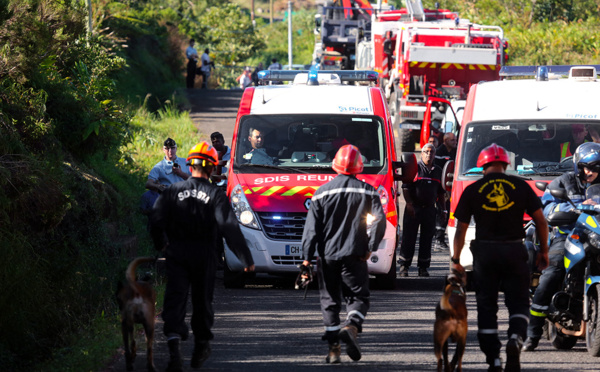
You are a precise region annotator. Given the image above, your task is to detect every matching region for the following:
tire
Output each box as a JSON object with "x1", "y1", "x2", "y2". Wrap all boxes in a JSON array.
[
  {"x1": 549, "y1": 321, "x2": 578, "y2": 350},
  {"x1": 223, "y1": 259, "x2": 246, "y2": 289},
  {"x1": 399, "y1": 128, "x2": 417, "y2": 153},
  {"x1": 586, "y1": 285, "x2": 600, "y2": 356},
  {"x1": 374, "y1": 249, "x2": 397, "y2": 290}
]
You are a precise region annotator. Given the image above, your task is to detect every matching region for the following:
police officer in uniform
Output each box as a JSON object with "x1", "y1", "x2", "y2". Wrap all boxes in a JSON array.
[
  {"x1": 523, "y1": 142, "x2": 600, "y2": 351},
  {"x1": 302, "y1": 145, "x2": 386, "y2": 364},
  {"x1": 452, "y1": 143, "x2": 549, "y2": 372},
  {"x1": 398, "y1": 143, "x2": 446, "y2": 277},
  {"x1": 150, "y1": 142, "x2": 255, "y2": 371}
]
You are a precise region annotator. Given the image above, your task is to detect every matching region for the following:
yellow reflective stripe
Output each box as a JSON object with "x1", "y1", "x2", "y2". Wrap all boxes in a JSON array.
[
  {"x1": 281, "y1": 186, "x2": 307, "y2": 196},
  {"x1": 386, "y1": 210, "x2": 397, "y2": 218},
  {"x1": 588, "y1": 278, "x2": 593, "y2": 285},
  {"x1": 454, "y1": 63, "x2": 463, "y2": 70},
  {"x1": 418, "y1": 62, "x2": 428, "y2": 68},
  {"x1": 252, "y1": 187, "x2": 263, "y2": 193},
  {"x1": 561, "y1": 142, "x2": 569, "y2": 158},
  {"x1": 587, "y1": 215, "x2": 598, "y2": 228},
  {"x1": 565, "y1": 256, "x2": 571, "y2": 269},
  {"x1": 530, "y1": 309, "x2": 547, "y2": 318},
  {"x1": 261, "y1": 186, "x2": 283, "y2": 196}
]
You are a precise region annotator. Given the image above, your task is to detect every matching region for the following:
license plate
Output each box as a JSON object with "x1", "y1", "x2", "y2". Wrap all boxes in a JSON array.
[
  {"x1": 285, "y1": 245, "x2": 302, "y2": 255},
  {"x1": 400, "y1": 123, "x2": 421, "y2": 130}
]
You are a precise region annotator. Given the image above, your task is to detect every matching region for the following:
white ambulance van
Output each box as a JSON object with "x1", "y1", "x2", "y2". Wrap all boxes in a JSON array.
[
  {"x1": 446, "y1": 65, "x2": 600, "y2": 272},
  {"x1": 223, "y1": 69, "x2": 417, "y2": 288}
]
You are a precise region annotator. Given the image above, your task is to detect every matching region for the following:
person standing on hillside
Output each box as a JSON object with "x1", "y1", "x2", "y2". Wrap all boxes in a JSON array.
[
  {"x1": 302, "y1": 145, "x2": 385, "y2": 364},
  {"x1": 185, "y1": 39, "x2": 199, "y2": 88},
  {"x1": 146, "y1": 138, "x2": 191, "y2": 193},
  {"x1": 150, "y1": 142, "x2": 255, "y2": 371},
  {"x1": 200, "y1": 48, "x2": 213, "y2": 89}
]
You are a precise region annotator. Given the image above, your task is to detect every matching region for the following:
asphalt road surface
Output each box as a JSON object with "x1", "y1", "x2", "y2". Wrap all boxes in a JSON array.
[{"x1": 104, "y1": 89, "x2": 600, "y2": 371}]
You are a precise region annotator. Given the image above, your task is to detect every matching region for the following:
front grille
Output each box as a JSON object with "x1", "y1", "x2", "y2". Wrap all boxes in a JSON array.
[
  {"x1": 257, "y1": 212, "x2": 307, "y2": 241},
  {"x1": 271, "y1": 255, "x2": 306, "y2": 265}
]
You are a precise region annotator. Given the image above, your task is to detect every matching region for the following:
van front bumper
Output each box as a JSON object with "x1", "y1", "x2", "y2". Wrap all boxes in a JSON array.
[{"x1": 224, "y1": 220, "x2": 397, "y2": 275}]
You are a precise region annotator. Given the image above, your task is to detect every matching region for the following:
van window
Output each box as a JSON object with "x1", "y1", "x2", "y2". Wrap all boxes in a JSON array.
[
  {"x1": 457, "y1": 121, "x2": 600, "y2": 178},
  {"x1": 235, "y1": 114, "x2": 387, "y2": 174}
]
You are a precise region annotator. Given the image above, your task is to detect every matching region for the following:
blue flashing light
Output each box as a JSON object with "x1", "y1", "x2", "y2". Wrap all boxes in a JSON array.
[
  {"x1": 272, "y1": 215, "x2": 282, "y2": 220},
  {"x1": 307, "y1": 69, "x2": 319, "y2": 86}
]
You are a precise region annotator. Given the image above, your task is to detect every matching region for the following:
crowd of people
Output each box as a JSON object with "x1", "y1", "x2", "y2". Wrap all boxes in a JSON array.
[
  {"x1": 141, "y1": 121, "x2": 597, "y2": 372},
  {"x1": 185, "y1": 38, "x2": 285, "y2": 89}
]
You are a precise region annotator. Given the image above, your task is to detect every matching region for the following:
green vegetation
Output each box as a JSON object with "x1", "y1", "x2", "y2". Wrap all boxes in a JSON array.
[{"x1": 1, "y1": 0, "x2": 599, "y2": 371}]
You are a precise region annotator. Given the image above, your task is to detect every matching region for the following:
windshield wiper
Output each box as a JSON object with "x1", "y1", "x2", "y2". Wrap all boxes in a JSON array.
[{"x1": 463, "y1": 170, "x2": 483, "y2": 176}]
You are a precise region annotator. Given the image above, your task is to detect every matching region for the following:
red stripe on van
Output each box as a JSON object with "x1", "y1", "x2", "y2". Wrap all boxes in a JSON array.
[{"x1": 235, "y1": 87, "x2": 255, "y2": 124}]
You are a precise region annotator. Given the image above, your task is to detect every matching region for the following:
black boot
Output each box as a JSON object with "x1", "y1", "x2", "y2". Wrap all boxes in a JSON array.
[
  {"x1": 166, "y1": 337, "x2": 183, "y2": 372},
  {"x1": 191, "y1": 340, "x2": 211, "y2": 369}
]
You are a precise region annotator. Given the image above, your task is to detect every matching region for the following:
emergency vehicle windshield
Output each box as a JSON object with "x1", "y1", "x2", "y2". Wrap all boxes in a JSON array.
[
  {"x1": 234, "y1": 114, "x2": 386, "y2": 174},
  {"x1": 458, "y1": 121, "x2": 600, "y2": 177}
]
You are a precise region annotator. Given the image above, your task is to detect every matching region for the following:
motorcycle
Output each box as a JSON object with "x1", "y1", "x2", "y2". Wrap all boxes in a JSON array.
[{"x1": 542, "y1": 183, "x2": 600, "y2": 355}]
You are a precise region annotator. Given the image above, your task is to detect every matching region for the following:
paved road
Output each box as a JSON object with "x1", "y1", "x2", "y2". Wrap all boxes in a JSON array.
[{"x1": 105, "y1": 89, "x2": 600, "y2": 371}]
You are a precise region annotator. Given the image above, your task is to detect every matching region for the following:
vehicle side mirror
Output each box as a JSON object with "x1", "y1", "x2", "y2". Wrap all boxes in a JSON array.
[
  {"x1": 535, "y1": 181, "x2": 548, "y2": 192},
  {"x1": 549, "y1": 188, "x2": 578, "y2": 209},
  {"x1": 441, "y1": 160, "x2": 454, "y2": 192},
  {"x1": 393, "y1": 153, "x2": 417, "y2": 183}
]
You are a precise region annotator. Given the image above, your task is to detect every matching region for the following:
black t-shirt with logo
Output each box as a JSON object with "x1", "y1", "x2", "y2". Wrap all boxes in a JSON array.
[{"x1": 454, "y1": 172, "x2": 542, "y2": 241}]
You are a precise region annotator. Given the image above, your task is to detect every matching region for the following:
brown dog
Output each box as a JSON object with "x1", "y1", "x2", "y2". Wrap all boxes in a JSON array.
[
  {"x1": 434, "y1": 268, "x2": 468, "y2": 372},
  {"x1": 116, "y1": 257, "x2": 157, "y2": 372}
]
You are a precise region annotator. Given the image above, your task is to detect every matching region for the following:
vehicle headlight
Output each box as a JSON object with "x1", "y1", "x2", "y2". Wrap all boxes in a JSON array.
[
  {"x1": 587, "y1": 232, "x2": 600, "y2": 251},
  {"x1": 231, "y1": 184, "x2": 260, "y2": 230}
]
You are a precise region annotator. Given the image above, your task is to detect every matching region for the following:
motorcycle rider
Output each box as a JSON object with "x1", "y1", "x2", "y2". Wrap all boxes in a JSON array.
[{"x1": 523, "y1": 142, "x2": 600, "y2": 351}]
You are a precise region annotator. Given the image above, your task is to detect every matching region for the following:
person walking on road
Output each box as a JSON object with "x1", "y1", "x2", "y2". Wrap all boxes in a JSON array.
[
  {"x1": 523, "y1": 142, "x2": 600, "y2": 351},
  {"x1": 185, "y1": 39, "x2": 199, "y2": 88},
  {"x1": 301, "y1": 145, "x2": 385, "y2": 364},
  {"x1": 398, "y1": 143, "x2": 446, "y2": 277},
  {"x1": 150, "y1": 142, "x2": 255, "y2": 371},
  {"x1": 451, "y1": 143, "x2": 549, "y2": 372}
]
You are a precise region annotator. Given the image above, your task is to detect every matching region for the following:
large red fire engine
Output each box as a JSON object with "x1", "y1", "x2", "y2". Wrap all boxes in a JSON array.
[{"x1": 356, "y1": 0, "x2": 508, "y2": 151}]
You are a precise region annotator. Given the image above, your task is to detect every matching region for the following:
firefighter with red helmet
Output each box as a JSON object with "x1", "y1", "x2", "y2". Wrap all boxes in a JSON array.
[
  {"x1": 451, "y1": 143, "x2": 549, "y2": 372},
  {"x1": 301, "y1": 145, "x2": 386, "y2": 364},
  {"x1": 150, "y1": 141, "x2": 255, "y2": 371}
]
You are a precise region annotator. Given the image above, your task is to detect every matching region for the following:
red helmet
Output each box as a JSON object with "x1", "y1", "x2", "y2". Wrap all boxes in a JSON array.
[
  {"x1": 332, "y1": 145, "x2": 363, "y2": 175},
  {"x1": 186, "y1": 141, "x2": 218, "y2": 166},
  {"x1": 476, "y1": 143, "x2": 510, "y2": 168}
]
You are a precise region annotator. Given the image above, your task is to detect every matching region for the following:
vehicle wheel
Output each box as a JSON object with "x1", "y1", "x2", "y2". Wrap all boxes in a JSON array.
[
  {"x1": 223, "y1": 259, "x2": 246, "y2": 289},
  {"x1": 586, "y1": 285, "x2": 600, "y2": 356},
  {"x1": 549, "y1": 321, "x2": 578, "y2": 350},
  {"x1": 374, "y1": 250, "x2": 397, "y2": 290},
  {"x1": 399, "y1": 128, "x2": 416, "y2": 152}
]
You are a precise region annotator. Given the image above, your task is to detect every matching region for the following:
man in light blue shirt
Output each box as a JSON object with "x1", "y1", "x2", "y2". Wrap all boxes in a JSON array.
[{"x1": 146, "y1": 138, "x2": 191, "y2": 193}]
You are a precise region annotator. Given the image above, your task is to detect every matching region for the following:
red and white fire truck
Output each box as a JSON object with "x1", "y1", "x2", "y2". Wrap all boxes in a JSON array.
[
  {"x1": 356, "y1": 0, "x2": 507, "y2": 151},
  {"x1": 223, "y1": 69, "x2": 417, "y2": 289}
]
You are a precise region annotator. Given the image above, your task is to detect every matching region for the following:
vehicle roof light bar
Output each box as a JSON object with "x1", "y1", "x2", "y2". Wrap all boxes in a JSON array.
[
  {"x1": 258, "y1": 70, "x2": 379, "y2": 83},
  {"x1": 500, "y1": 65, "x2": 600, "y2": 78}
]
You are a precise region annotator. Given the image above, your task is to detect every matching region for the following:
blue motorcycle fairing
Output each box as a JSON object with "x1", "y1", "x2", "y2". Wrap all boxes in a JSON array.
[{"x1": 585, "y1": 276, "x2": 600, "y2": 295}]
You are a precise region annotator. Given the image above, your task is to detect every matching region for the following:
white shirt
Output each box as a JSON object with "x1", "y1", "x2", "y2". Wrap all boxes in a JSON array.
[
  {"x1": 201, "y1": 53, "x2": 211, "y2": 72},
  {"x1": 239, "y1": 74, "x2": 252, "y2": 89},
  {"x1": 186, "y1": 46, "x2": 198, "y2": 60}
]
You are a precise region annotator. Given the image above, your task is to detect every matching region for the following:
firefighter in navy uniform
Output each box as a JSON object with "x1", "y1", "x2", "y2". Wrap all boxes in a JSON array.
[
  {"x1": 523, "y1": 142, "x2": 600, "y2": 351},
  {"x1": 398, "y1": 143, "x2": 446, "y2": 277},
  {"x1": 301, "y1": 145, "x2": 386, "y2": 364},
  {"x1": 150, "y1": 142, "x2": 255, "y2": 371},
  {"x1": 451, "y1": 143, "x2": 549, "y2": 372}
]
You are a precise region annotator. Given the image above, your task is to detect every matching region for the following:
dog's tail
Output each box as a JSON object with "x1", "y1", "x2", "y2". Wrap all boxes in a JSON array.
[{"x1": 126, "y1": 256, "x2": 155, "y2": 288}]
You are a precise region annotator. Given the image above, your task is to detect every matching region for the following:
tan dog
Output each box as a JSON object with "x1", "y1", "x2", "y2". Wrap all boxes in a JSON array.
[
  {"x1": 116, "y1": 257, "x2": 157, "y2": 372},
  {"x1": 434, "y1": 268, "x2": 468, "y2": 372}
]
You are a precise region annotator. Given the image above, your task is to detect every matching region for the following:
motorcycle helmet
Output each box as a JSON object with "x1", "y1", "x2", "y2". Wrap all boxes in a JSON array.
[
  {"x1": 332, "y1": 145, "x2": 363, "y2": 175},
  {"x1": 573, "y1": 142, "x2": 600, "y2": 183},
  {"x1": 186, "y1": 141, "x2": 218, "y2": 167},
  {"x1": 476, "y1": 143, "x2": 511, "y2": 168}
]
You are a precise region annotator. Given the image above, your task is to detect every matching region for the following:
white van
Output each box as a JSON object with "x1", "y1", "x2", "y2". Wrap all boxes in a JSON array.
[{"x1": 446, "y1": 65, "x2": 600, "y2": 271}]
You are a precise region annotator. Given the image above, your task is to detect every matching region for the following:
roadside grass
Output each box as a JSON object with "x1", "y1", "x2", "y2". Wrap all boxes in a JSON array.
[{"x1": 33, "y1": 97, "x2": 194, "y2": 372}]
